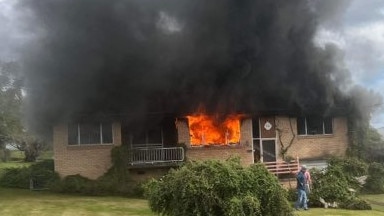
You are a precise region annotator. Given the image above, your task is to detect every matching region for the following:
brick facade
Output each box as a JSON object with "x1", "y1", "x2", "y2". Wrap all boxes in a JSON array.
[
  {"x1": 275, "y1": 116, "x2": 348, "y2": 160},
  {"x1": 53, "y1": 122, "x2": 121, "y2": 180},
  {"x1": 53, "y1": 116, "x2": 348, "y2": 180}
]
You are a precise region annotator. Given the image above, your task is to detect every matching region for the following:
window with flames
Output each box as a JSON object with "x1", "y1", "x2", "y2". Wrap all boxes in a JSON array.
[{"x1": 186, "y1": 114, "x2": 242, "y2": 146}]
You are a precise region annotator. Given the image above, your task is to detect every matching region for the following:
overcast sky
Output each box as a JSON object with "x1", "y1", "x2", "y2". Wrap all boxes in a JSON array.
[
  {"x1": 337, "y1": 0, "x2": 384, "y2": 128},
  {"x1": 0, "y1": 0, "x2": 384, "y2": 128}
]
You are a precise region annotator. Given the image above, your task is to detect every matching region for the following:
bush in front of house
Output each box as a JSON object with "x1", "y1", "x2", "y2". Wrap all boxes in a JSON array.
[
  {"x1": 339, "y1": 198, "x2": 372, "y2": 210},
  {"x1": 144, "y1": 158, "x2": 293, "y2": 216},
  {"x1": 49, "y1": 169, "x2": 140, "y2": 196},
  {"x1": 0, "y1": 159, "x2": 58, "y2": 189},
  {"x1": 0, "y1": 166, "x2": 30, "y2": 188},
  {"x1": 50, "y1": 146, "x2": 139, "y2": 196},
  {"x1": 363, "y1": 162, "x2": 384, "y2": 194},
  {"x1": 310, "y1": 166, "x2": 351, "y2": 207},
  {"x1": 50, "y1": 174, "x2": 96, "y2": 194},
  {"x1": 327, "y1": 157, "x2": 368, "y2": 190},
  {"x1": 309, "y1": 157, "x2": 373, "y2": 210},
  {"x1": 285, "y1": 187, "x2": 297, "y2": 202}
]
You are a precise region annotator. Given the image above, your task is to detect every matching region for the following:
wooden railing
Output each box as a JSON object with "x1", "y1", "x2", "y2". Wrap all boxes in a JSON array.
[{"x1": 263, "y1": 157, "x2": 300, "y2": 175}]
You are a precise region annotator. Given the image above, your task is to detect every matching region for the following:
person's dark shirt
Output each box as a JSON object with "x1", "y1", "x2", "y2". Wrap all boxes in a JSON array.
[{"x1": 296, "y1": 171, "x2": 306, "y2": 190}]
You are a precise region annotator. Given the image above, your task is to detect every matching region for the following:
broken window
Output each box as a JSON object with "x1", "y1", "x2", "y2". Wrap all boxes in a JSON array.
[
  {"x1": 297, "y1": 117, "x2": 333, "y2": 135},
  {"x1": 68, "y1": 122, "x2": 113, "y2": 145}
]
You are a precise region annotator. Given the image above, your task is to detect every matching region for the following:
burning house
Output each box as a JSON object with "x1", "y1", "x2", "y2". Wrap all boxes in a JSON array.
[
  {"x1": 52, "y1": 111, "x2": 348, "y2": 179},
  {"x1": 21, "y1": 0, "x2": 351, "y2": 180}
]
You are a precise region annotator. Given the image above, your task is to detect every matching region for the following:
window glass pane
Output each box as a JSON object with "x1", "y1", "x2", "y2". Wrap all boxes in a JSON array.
[
  {"x1": 324, "y1": 117, "x2": 333, "y2": 134},
  {"x1": 80, "y1": 123, "x2": 101, "y2": 144},
  {"x1": 297, "y1": 117, "x2": 306, "y2": 135},
  {"x1": 102, "y1": 123, "x2": 113, "y2": 143},
  {"x1": 262, "y1": 140, "x2": 276, "y2": 162},
  {"x1": 148, "y1": 127, "x2": 162, "y2": 144},
  {"x1": 68, "y1": 124, "x2": 78, "y2": 145},
  {"x1": 307, "y1": 116, "x2": 323, "y2": 135},
  {"x1": 252, "y1": 118, "x2": 260, "y2": 138}
]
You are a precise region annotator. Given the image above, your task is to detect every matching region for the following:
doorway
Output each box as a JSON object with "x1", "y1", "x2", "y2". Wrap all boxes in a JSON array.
[{"x1": 252, "y1": 117, "x2": 277, "y2": 163}]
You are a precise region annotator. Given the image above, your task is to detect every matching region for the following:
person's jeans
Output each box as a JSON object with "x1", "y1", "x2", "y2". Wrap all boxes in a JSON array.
[{"x1": 295, "y1": 189, "x2": 308, "y2": 209}]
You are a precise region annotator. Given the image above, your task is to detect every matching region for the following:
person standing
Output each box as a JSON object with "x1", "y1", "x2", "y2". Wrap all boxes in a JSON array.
[
  {"x1": 295, "y1": 166, "x2": 309, "y2": 210},
  {"x1": 301, "y1": 165, "x2": 311, "y2": 195}
]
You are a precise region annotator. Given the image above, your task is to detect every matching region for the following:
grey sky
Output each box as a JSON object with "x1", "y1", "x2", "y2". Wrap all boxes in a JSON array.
[{"x1": 320, "y1": 0, "x2": 384, "y2": 128}]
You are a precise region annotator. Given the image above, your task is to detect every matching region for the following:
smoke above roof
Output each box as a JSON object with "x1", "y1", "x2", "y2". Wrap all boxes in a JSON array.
[{"x1": 19, "y1": 0, "x2": 353, "y2": 128}]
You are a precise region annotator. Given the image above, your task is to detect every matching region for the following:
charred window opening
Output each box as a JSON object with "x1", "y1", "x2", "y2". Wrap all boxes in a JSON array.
[
  {"x1": 121, "y1": 117, "x2": 177, "y2": 148},
  {"x1": 252, "y1": 118, "x2": 260, "y2": 138},
  {"x1": 297, "y1": 117, "x2": 333, "y2": 135},
  {"x1": 68, "y1": 122, "x2": 113, "y2": 145},
  {"x1": 130, "y1": 126, "x2": 163, "y2": 148}
]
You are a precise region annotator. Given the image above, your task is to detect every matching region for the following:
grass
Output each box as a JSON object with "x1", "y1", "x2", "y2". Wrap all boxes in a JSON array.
[
  {"x1": 0, "y1": 187, "x2": 384, "y2": 216},
  {"x1": 296, "y1": 194, "x2": 384, "y2": 216},
  {"x1": 0, "y1": 155, "x2": 155, "y2": 216},
  {"x1": 0, "y1": 187, "x2": 154, "y2": 216},
  {"x1": 1, "y1": 152, "x2": 384, "y2": 215}
]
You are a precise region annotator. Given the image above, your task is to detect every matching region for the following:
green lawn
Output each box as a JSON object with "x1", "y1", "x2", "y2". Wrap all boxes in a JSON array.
[
  {"x1": 0, "y1": 187, "x2": 154, "y2": 216},
  {"x1": 1, "y1": 153, "x2": 384, "y2": 216},
  {"x1": 296, "y1": 194, "x2": 384, "y2": 216},
  {"x1": 0, "y1": 187, "x2": 384, "y2": 216}
]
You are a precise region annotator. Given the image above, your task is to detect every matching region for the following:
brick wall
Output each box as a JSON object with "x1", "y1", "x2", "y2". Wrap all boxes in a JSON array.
[
  {"x1": 53, "y1": 122, "x2": 122, "y2": 180},
  {"x1": 275, "y1": 116, "x2": 348, "y2": 160},
  {"x1": 53, "y1": 115, "x2": 348, "y2": 180},
  {"x1": 176, "y1": 118, "x2": 191, "y2": 147}
]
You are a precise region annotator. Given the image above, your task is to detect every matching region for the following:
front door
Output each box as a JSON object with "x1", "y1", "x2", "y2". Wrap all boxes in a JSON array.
[
  {"x1": 261, "y1": 140, "x2": 276, "y2": 162},
  {"x1": 252, "y1": 117, "x2": 277, "y2": 163}
]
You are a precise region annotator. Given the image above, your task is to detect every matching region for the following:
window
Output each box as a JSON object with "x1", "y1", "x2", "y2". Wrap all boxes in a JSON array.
[
  {"x1": 68, "y1": 122, "x2": 113, "y2": 145},
  {"x1": 130, "y1": 127, "x2": 163, "y2": 148},
  {"x1": 297, "y1": 117, "x2": 333, "y2": 135}
]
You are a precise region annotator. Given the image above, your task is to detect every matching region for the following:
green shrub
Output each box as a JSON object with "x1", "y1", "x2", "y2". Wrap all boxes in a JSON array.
[
  {"x1": 364, "y1": 162, "x2": 384, "y2": 194},
  {"x1": 309, "y1": 158, "x2": 372, "y2": 210},
  {"x1": 225, "y1": 195, "x2": 261, "y2": 216},
  {"x1": 144, "y1": 158, "x2": 293, "y2": 216},
  {"x1": 328, "y1": 157, "x2": 368, "y2": 190},
  {"x1": 328, "y1": 157, "x2": 368, "y2": 177},
  {"x1": 339, "y1": 198, "x2": 372, "y2": 210},
  {"x1": 50, "y1": 146, "x2": 137, "y2": 196},
  {"x1": 310, "y1": 165, "x2": 351, "y2": 207},
  {"x1": 0, "y1": 166, "x2": 30, "y2": 188},
  {"x1": 286, "y1": 187, "x2": 297, "y2": 202},
  {"x1": 50, "y1": 174, "x2": 96, "y2": 194},
  {"x1": 0, "y1": 159, "x2": 57, "y2": 189},
  {"x1": 0, "y1": 149, "x2": 11, "y2": 162}
]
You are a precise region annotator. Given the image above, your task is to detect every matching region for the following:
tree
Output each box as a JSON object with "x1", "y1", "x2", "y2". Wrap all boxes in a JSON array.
[
  {"x1": 0, "y1": 60, "x2": 46, "y2": 162},
  {"x1": 363, "y1": 127, "x2": 384, "y2": 162},
  {"x1": 347, "y1": 86, "x2": 384, "y2": 162},
  {"x1": 0, "y1": 61, "x2": 23, "y2": 160}
]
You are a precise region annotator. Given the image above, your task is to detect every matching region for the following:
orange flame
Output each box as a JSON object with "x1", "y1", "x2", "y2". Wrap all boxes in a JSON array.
[{"x1": 186, "y1": 113, "x2": 241, "y2": 146}]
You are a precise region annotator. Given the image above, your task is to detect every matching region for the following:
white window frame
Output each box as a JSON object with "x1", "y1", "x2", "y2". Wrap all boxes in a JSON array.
[
  {"x1": 297, "y1": 117, "x2": 333, "y2": 136},
  {"x1": 68, "y1": 123, "x2": 113, "y2": 145}
]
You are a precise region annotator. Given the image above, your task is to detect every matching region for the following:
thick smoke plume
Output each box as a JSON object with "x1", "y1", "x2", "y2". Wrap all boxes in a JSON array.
[{"x1": 19, "y1": 0, "x2": 353, "y2": 130}]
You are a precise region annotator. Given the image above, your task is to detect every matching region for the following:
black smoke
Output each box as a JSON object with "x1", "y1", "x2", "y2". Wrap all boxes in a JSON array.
[{"x1": 19, "y1": 0, "x2": 353, "y2": 129}]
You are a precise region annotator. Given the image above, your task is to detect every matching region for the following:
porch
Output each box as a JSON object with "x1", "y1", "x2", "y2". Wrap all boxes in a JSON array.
[
  {"x1": 126, "y1": 146, "x2": 300, "y2": 176},
  {"x1": 263, "y1": 157, "x2": 300, "y2": 175}
]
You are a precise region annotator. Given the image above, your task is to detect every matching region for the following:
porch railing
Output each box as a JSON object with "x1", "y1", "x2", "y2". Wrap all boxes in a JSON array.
[
  {"x1": 263, "y1": 157, "x2": 300, "y2": 175},
  {"x1": 128, "y1": 147, "x2": 185, "y2": 166}
]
